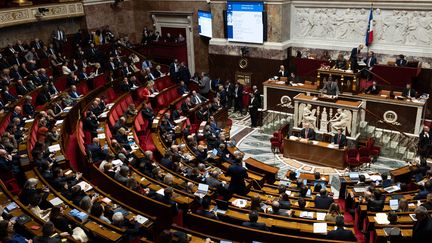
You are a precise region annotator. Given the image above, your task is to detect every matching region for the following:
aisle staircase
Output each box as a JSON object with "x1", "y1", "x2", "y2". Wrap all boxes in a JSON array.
[
  {"x1": 358, "y1": 121, "x2": 418, "y2": 161},
  {"x1": 259, "y1": 110, "x2": 293, "y2": 135}
]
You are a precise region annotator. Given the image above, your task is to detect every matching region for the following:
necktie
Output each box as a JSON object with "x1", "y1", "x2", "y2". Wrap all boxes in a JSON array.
[
  {"x1": 338, "y1": 135, "x2": 341, "y2": 144},
  {"x1": 305, "y1": 129, "x2": 308, "y2": 138}
]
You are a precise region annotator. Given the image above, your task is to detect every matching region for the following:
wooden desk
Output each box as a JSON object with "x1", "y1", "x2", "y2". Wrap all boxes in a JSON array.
[
  {"x1": 283, "y1": 138, "x2": 347, "y2": 169},
  {"x1": 244, "y1": 157, "x2": 279, "y2": 184},
  {"x1": 263, "y1": 80, "x2": 426, "y2": 134},
  {"x1": 317, "y1": 68, "x2": 359, "y2": 93}
]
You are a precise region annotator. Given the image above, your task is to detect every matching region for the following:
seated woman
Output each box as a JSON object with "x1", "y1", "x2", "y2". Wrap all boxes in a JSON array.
[{"x1": 324, "y1": 203, "x2": 341, "y2": 222}]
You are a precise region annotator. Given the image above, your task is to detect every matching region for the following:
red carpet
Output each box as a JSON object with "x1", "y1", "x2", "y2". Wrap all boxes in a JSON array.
[{"x1": 336, "y1": 199, "x2": 366, "y2": 243}]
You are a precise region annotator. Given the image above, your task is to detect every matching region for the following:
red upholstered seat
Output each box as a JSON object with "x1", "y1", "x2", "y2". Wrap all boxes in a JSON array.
[
  {"x1": 364, "y1": 137, "x2": 381, "y2": 157},
  {"x1": 346, "y1": 148, "x2": 361, "y2": 169},
  {"x1": 358, "y1": 147, "x2": 371, "y2": 165}
]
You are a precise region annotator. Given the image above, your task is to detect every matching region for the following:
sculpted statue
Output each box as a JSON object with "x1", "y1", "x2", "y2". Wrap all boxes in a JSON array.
[
  {"x1": 330, "y1": 109, "x2": 352, "y2": 134},
  {"x1": 299, "y1": 103, "x2": 317, "y2": 129},
  {"x1": 292, "y1": 7, "x2": 432, "y2": 48}
]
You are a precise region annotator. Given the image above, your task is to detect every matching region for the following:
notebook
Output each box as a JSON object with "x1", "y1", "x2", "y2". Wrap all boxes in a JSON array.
[
  {"x1": 194, "y1": 183, "x2": 209, "y2": 198},
  {"x1": 384, "y1": 185, "x2": 400, "y2": 193},
  {"x1": 389, "y1": 199, "x2": 399, "y2": 210}
]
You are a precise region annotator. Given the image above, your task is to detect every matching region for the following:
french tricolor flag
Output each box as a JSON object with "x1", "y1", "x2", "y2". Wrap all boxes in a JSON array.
[{"x1": 365, "y1": 7, "x2": 374, "y2": 47}]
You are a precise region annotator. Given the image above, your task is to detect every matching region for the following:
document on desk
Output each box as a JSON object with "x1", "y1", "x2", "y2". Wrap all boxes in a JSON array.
[
  {"x1": 232, "y1": 199, "x2": 247, "y2": 208},
  {"x1": 316, "y1": 212, "x2": 326, "y2": 221},
  {"x1": 49, "y1": 197, "x2": 63, "y2": 206},
  {"x1": 55, "y1": 120, "x2": 64, "y2": 126},
  {"x1": 313, "y1": 223, "x2": 328, "y2": 234},
  {"x1": 48, "y1": 144, "x2": 61, "y2": 152},
  {"x1": 300, "y1": 211, "x2": 314, "y2": 219},
  {"x1": 77, "y1": 181, "x2": 93, "y2": 192},
  {"x1": 25, "y1": 118, "x2": 34, "y2": 123},
  {"x1": 97, "y1": 133, "x2": 106, "y2": 139},
  {"x1": 375, "y1": 213, "x2": 390, "y2": 225},
  {"x1": 135, "y1": 215, "x2": 149, "y2": 224}
]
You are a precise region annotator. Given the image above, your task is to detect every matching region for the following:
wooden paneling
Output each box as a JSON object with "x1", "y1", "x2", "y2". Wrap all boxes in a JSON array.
[{"x1": 209, "y1": 54, "x2": 288, "y2": 91}]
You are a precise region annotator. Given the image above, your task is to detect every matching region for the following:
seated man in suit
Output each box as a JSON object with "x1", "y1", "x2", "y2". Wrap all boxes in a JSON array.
[
  {"x1": 69, "y1": 85, "x2": 81, "y2": 100},
  {"x1": 314, "y1": 189, "x2": 334, "y2": 209},
  {"x1": 334, "y1": 53, "x2": 347, "y2": 70},
  {"x1": 270, "y1": 201, "x2": 289, "y2": 216},
  {"x1": 396, "y1": 54, "x2": 408, "y2": 67},
  {"x1": 299, "y1": 123, "x2": 316, "y2": 140},
  {"x1": 322, "y1": 78, "x2": 340, "y2": 96},
  {"x1": 191, "y1": 90, "x2": 206, "y2": 106},
  {"x1": 402, "y1": 83, "x2": 416, "y2": 98},
  {"x1": 177, "y1": 80, "x2": 189, "y2": 95},
  {"x1": 412, "y1": 205, "x2": 432, "y2": 242},
  {"x1": 87, "y1": 137, "x2": 108, "y2": 162},
  {"x1": 241, "y1": 211, "x2": 268, "y2": 231},
  {"x1": 364, "y1": 81, "x2": 380, "y2": 95},
  {"x1": 326, "y1": 215, "x2": 357, "y2": 241},
  {"x1": 333, "y1": 128, "x2": 347, "y2": 147},
  {"x1": 362, "y1": 51, "x2": 377, "y2": 80},
  {"x1": 367, "y1": 189, "x2": 385, "y2": 211},
  {"x1": 277, "y1": 65, "x2": 288, "y2": 78}
]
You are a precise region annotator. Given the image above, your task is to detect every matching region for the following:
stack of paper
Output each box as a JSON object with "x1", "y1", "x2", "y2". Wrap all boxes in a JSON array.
[
  {"x1": 316, "y1": 212, "x2": 326, "y2": 220},
  {"x1": 375, "y1": 213, "x2": 390, "y2": 225},
  {"x1": 300, "y1": 211, "x2": 314, "y2": 219},
  {"x1": 49, "y1": 197, "x2": 63, "y2": 206},
  {"x1": 101, "y1": 197, "x2": 112, "y2": 204},
  {"x1": 313, "y1": 223, "x2": 328, "y2": 234},
  {"x1": 77, "y1": 181, "x2": 93, "y2": 192},
  {"x1": 135, "y1": 215, "x2": 149, "y2": 224},
  {"x1": 232, "y1": 199, "x2": 247, "y2": 208},
  {"x1": 48, "y1": 144, "x2": 61, "y2": 152}
]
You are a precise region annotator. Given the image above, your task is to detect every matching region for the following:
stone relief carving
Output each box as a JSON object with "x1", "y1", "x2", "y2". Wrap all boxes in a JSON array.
[{"x1": 293, "y1": 7, "x2": 432, "y2": 47}]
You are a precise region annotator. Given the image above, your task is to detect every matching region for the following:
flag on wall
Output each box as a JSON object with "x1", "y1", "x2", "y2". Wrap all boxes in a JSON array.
[{"x1": 365, "y1": 6, "x2": 374, "y2": 47}]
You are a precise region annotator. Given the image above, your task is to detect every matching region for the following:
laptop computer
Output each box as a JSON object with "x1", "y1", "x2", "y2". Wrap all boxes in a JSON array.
[
  {"x1": 349, "y1": 172, "x2": 359, "y2": 181},
  {"x1": 215, "y1": 199, "x2": 229, "y2": 214},
  {"x1": 389, "y1": 199, "x2": 399, "y2": 210},
  {"x1": 194, "y1": 183, "x2": 209, "y2": 198},
  {"x1": 314, "y1": 181, "x2": 326, "y2": 188}
]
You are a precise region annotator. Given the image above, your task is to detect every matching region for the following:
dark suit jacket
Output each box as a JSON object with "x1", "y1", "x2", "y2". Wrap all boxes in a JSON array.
[
  {"x1": 396, "y1": 59, "x2": 407, "y2": 67},
  {"x1": 278, "y1": 70, "x2": 288, "y2": 77},
  {"x1": 365, "y1": 85, "x2": 380, "y2": 95},
  {"x1": 23, "y1": 103, "x2": 35, "y2": 116},
  {"x1": 241, "y1": 221, "x2": 269, "y2": 231},
  {"x1": 326, "y1": 228, "x2": 357, "y2": 241},
  {"x1": 402, "y1": 88, "x2": 416, "y2": 98},
  {"x1": 300, "y1": 128, "x2": 316, "y2": 140},
  {"x1": 418, "y1": 131, "x2": 432, "y2": 150},
  {"x1": 226, "y1": 164, "x2": 248, "y2": 194},
  {"x1": 178, "y1": 85, "x2": 189, "y2": 95},
  {"x1": 364, "y1": 56, "x2": 377, "y2": 68},
  {"x1": 412, "y1": 217, "x2": 432, "y2": 242},
  {"x1": 333, "y1": 134, "x2": 347, "y2": 147},
  {"x1": 87, "y1": 143, "x2": 107, "y2": 162},
  {"x1": 16, "y1": 85, "x2": 29, "y2": 96},
  {"x1": 314, "y1": 195, "x2": 334, "y2": 209}
]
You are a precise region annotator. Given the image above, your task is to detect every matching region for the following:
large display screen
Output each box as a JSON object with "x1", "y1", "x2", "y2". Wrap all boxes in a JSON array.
[
  {"x1": 226, "y1": 1, "x2": 264, "y2": 44},
  {"x1": 198, "y1": 10, "x2": 213, "y2": 38}
]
